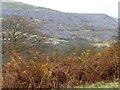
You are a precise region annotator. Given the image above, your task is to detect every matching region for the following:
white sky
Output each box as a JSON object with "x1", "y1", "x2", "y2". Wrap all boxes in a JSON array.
[{"x1": 13, "y1": 0, "x2": 119, "y2": 17}]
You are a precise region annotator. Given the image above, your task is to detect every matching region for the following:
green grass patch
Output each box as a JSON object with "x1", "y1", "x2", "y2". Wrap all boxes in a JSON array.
[{"x1": 75, "y1": 82, "x2": 119, "y2": 88}]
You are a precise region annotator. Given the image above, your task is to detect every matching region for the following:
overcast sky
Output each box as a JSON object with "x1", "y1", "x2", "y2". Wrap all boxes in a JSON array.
[{"x1": 12, "y1": 0, "x2": 119, "y2": 17}]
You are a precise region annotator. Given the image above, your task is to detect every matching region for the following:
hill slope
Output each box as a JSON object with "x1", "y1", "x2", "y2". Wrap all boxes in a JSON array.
[{"x1": 2, "y1": 2, "x2": 118, "y2": 42}]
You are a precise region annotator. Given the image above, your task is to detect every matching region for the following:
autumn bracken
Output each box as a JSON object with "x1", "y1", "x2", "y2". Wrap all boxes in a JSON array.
[{"x1": 2, "y1": 42, "x2": 119, "y2": 88}]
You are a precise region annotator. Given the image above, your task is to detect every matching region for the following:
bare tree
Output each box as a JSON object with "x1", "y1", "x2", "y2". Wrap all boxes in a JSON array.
[{"x1": 2, "y1": 16, "x2": 47, "y2": 62}]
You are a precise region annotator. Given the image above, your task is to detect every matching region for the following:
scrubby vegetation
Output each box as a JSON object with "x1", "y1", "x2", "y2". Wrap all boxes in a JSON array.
[
  {"x1": 2, "y1": 16, "x2": 119, "y2": 89},
  {"x1": 2, "y1": 42, "x2": 119, "y2": 88}
]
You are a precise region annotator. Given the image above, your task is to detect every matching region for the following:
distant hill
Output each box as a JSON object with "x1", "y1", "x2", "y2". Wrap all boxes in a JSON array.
[
  {"x1": 2, "y1": 2, "x2": 118, "y2": 42},
  {"x1": 0, "y1": 0, "x2": 13, "y2": 2}
]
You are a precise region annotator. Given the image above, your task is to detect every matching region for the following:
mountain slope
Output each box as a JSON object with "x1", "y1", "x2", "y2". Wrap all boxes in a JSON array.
[{"x1": 2, "y1": 2, "x2": 118, "y2": 42}]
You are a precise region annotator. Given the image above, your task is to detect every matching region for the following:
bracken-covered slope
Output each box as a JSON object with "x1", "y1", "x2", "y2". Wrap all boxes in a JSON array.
[{"x1": 2, "y1": 2, "x2": 118, "y2": 42}]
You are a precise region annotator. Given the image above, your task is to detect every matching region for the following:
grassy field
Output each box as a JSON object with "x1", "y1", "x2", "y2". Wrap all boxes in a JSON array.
[{"x1": 75, "y1": 82, "x2": 119, "y2": 88}]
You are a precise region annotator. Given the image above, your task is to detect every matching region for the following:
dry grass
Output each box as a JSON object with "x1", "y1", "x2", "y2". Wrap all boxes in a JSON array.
[{"x1": 2, "y1": 42, "x2": 119, "y2": 88}]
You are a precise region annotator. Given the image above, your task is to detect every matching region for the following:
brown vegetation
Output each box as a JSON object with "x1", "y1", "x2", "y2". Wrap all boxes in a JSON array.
[{"x1": 2, "y1": 42, "x2": 119, "y2": 88}]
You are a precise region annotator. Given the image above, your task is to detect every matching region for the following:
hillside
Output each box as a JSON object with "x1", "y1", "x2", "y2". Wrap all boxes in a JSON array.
[
  {"x1": 2, "y1": 2, "x2": 118, "y2": 42},
  {"x1": 1, "y1": 1, "x2": 119, "y2": 88}
]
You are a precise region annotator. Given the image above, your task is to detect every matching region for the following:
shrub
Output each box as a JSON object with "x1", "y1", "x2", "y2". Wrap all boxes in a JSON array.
[{"x1": 2, "y1": 42, "x2": 119, "y2": 88}]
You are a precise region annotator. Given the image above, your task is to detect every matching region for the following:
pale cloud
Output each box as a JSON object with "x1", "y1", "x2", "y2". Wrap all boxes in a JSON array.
[{"x1": 13, "y1": 0, "x2": 119, "y2": 17}]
